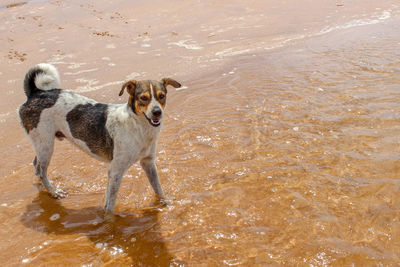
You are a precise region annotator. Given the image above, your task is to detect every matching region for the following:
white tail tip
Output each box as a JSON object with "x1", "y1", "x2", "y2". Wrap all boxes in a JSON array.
[{"x1": 34, "y1": 63, "x2": 61, "y2": 90}]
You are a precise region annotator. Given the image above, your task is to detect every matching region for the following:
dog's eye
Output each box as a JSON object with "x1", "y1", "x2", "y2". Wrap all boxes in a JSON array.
[
  {"x1": 140, "y1": 96, "x2": 149, "y2": 101},
  {"x1": 158, "y1": 94, "x2": 165, "y2": 100}
]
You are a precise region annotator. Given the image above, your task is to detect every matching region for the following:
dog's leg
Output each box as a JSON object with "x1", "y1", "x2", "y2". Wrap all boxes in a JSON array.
[
  {"x1": 104, "y1": 160, "x2": 129, "y2": 213},
  {"x1": 140, "y1": 156, "x2": 164, "y2": 199},
  {"x1": 31, "y1": 134, "x2": 66, "y2": 199},
  {"x1": 33, "y1": 156, "x2": 39, "y2": 176}
]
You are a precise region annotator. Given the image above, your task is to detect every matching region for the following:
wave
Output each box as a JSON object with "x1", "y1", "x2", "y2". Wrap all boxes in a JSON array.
[{"x1": 317, "y1": 10, "x2": 392, "y2": 36}]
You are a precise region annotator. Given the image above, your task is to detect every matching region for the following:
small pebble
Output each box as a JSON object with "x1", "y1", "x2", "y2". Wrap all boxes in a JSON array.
[{"x1": 50, "y1": 213, "x2": 60, "y2": 221}]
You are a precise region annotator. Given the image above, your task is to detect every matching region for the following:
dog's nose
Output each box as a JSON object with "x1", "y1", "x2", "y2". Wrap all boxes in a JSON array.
[{"x1": 152, "y1": 106, "x2": 162, "y2": 117}]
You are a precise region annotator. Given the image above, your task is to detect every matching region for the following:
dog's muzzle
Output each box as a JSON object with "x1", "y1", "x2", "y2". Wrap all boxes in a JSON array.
[{"x1": 144, "y1": 106, "x2": 162, "y2": 127}]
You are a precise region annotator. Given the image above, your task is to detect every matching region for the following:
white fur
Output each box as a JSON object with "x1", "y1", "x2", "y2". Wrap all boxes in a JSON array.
[
  {"x1": 34, "y1": 63, "x2": 61, "y2": 90},
  {"x1": 106, "y1": 104, "x2": 161, "y2": 168}
]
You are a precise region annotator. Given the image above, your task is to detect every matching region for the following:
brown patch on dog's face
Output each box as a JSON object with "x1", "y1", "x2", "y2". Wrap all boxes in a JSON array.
[
  {"x1": 155, "y1": 90, "x2": 166, "y2": 107},
  {"x1": 134, "y1": 89, "x2": 151, "y2": 116}
]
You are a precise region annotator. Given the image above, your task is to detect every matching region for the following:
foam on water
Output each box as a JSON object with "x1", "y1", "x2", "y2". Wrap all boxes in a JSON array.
[
  {"x1": 318, "y1": 10, "x2": 392, "y2": 35},
  {"x1": 168, "y1": 40, "x2": 203, "y2": 50}
]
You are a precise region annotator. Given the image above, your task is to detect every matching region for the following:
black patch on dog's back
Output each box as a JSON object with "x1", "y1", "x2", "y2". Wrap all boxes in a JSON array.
[
  {"x1": 66, "y1": 103, "x2": 114, "y2": 161},
  {"x1": 19, "y1": 89, "x2": 61, "y2": 133}
]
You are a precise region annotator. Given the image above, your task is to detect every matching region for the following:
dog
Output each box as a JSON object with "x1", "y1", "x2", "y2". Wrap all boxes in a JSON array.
[{"x1": 18, "y1": 63, "x2": 181, "y2": 213}]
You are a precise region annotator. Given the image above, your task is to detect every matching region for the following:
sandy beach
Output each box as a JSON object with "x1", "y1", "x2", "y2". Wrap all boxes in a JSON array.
[{"x1": 1, "y1": 0, "x2": 400, "y2": 265}]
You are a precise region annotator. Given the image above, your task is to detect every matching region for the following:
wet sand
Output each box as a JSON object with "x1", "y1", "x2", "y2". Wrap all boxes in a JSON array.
[{"x1": 1, "y1": 0, "x2": 400, "y2": 265}]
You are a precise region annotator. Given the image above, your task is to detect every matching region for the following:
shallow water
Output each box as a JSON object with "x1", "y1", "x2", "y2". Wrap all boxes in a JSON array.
[{"x1": 1, "y1": 0, "x2": 400, "y2": 265}]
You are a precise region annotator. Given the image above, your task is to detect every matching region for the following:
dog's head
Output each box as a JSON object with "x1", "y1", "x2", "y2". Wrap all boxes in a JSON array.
[{"x1": 119, "y1": 78, "x2": 181, "y2": 127}]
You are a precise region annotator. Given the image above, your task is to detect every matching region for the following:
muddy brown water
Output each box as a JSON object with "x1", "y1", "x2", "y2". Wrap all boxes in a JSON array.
[{"x1": 1, "y1": 0, "x2": 400, "y2": 265}]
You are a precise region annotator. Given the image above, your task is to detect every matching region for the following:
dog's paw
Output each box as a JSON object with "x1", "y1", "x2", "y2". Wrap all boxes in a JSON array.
[
  {"x1": 104, "y1": 212, "x2": 116, "y2": 224},
  {"x1": 157, "y1": 198, "x2": 168, "y2": 207},
  {"x1": 148, "y1": 197, "x2": 168, "y2": 209},
  {"x1": 49, "y1": 188, "x2": 68, "y2": 199}
]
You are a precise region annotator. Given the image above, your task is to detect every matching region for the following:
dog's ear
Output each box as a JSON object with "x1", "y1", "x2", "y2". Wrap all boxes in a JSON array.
[
  {"x1": 162, "y1": 78, "x2": 181, "y2": 89},
  {"x1": 119, "y1": 80, "x2": 137, "y2": 96}
]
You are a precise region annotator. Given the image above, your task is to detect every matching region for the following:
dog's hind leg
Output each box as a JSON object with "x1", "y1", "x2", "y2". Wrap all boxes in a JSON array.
[{"x1": 30, "y1": 131, "x2": 67, "y2": 199}]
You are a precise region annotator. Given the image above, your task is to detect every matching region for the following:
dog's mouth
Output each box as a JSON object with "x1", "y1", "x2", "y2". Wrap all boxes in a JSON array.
[{"x1": 143, "y1": 113, "x2": 161, "y2": 127}]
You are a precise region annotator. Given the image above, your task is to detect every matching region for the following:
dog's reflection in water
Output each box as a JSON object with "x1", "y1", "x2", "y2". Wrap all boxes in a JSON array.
[{"x1": 21, "y1": 191, "x2": 175, "y2": 266}]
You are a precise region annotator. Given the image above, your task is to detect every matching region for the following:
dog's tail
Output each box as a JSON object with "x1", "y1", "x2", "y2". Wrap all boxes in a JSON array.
[{"x1": 23, "y1": 63, "x2": 61, "y2": 98}]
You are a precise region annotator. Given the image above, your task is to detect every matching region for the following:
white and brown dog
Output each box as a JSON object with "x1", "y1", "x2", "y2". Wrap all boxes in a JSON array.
[{"x1": 18, "y1": 63, "x2": 181, "y2": 213}]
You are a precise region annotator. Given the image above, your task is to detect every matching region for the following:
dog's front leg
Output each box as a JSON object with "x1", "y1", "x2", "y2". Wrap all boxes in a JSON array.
[
  {"x1": 104, "y1": 160, "x2": 129, "y2": 213},
  {"x1": 140, "y1": 156, "x2": 164, "y2": 199}
]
